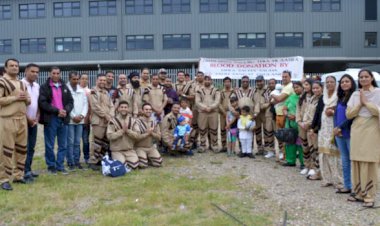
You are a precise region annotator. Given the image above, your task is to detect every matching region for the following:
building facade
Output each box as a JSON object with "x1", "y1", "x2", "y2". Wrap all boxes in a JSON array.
[{"x1": 0, "y1": 0, "x2": 379, "y2": 72}]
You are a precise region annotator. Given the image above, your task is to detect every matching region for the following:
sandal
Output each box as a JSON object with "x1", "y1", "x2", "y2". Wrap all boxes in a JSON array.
[
  {"x1": 321, "y1": 183, "x2": 333, "y2": 187},
  {"x1": 335, "y1": 188, "x2": 351, "y2": 194},
  {"x1": 347, "y1": 196, "x2": 363, "y2": 203},
  {"x1": 307, "y1": 175, "x2": 321, "y2": 180},
  {"x1": 362, "y1": 202, "x2": 375, "y2": 208}
]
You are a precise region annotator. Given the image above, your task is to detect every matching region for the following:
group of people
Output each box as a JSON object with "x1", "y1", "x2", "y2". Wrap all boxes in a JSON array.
[{"x1": 0, "y1": 58, "x2": 378, "y2": 209}]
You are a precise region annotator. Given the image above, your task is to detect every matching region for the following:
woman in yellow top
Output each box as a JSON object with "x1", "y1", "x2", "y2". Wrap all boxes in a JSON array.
[{"x1": 346, "y1": 69, "x2": 380, "y2": 208}]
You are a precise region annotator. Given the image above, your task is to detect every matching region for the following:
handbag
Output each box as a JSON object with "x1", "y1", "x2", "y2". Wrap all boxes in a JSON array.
[{"x1": 274, "y1": 119, "x2": 298, "y2": 144}]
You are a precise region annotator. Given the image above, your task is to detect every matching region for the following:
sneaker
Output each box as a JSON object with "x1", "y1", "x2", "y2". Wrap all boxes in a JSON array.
[
  {"x1": 308, "y1": 169, "x2": 316, "y2": 176},
  {"x1": 300, "y1": 168, "x2": 309, "y2": 175},
  {"x1": 47, "y1": 168, "x2": 57, "y2": 175},
  {"x1": 279, "y1": 152, "x2": 284, "y2": 160},
  {"x1": 265, "y1": 151, "x2": 275, "y2": 158},
  {"x1": 58, "y1": 169, "x2": 69, "y2": 175}
]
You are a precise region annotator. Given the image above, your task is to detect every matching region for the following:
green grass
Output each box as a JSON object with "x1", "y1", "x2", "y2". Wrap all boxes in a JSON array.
[{"x1": 0, "y1": 152, "x2": 277, "y2": 226}]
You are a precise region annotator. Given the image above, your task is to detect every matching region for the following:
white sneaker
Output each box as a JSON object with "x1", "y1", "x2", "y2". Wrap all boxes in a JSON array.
[
  {"x1": 300, "y1": 168, "x2": 309, "y2": 175},
  {"x1": 279, "y1": 152, "x2": 284, "y2": 160},
  {"x1": 308, "y1": 169, "x2": 316, "y2": 176},
  {"x1": 265, "y1": 151, "x2": 275, "y2": 158}
]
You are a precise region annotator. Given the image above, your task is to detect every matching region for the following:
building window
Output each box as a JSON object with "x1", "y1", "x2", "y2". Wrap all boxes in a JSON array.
[
  {"x1": 162, "y1": 0, "x2": 190, "y2": 13},
  {"x1": 54, "y1": 2, "x2": 81, "y2": 17},
  {"x1": 200, "y1": 33, "x2": 228, "y2": 48},
  {"x1": 200, "y1": 0, "x2": 228, "y2": 13},
  {"x1": 163, "y1": 34, "x2": 191, "y2": 49},
  {"x1": 90, "y1": 36, "x2": 117, "y2": 51},
  {"x1": 20, "y1": 38, "x2": 46, "y2": 53},
  {"x1": 0, "y1": 5, "x2": 11, "y2": 20},
  {"x1": 275, "y1": 32, "x2": 303, "y2": 47},
  {"x1": 126, "y1": 35, "x2": 154, "y2": 50},
  {"x1": 19, "y1": 3, "x2": 45, "y2": 19},
  {"x1": 312, "y1": 32, "x2": 340, "y2": 47},
  {"x1": 275, "y1": 0, "x2": 303, "y2": 12},
  {"x1": 55, "y1": 37, "x2": 81, "y2": 52},
  {"x1": 312, "y1": 0, "x2": 340, "y2": 12},
  {"x1": 0, "y1": 39, "x2": 12, "y2": 54},
  {"x1": 365, "y1": 32, "x2": 377, "y2": 47},
  {"x1": 89, "y1": 0, "x2": 116, "y2": 16},
  {"x1": 126, "y1": 0, "x2": 153, "y2": 14},
  {"x1": 238, "y1": 33, "x2": 266, "y2": 48},
  {"x1": 365, "y1": 0, "x2": 377, "y2": 20},
  {"x1": 237, "y1": 0, "x2": 265, "y2": 12}
]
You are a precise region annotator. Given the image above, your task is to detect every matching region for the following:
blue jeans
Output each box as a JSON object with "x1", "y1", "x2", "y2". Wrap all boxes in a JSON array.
[
  {"x1": 44, "y1": 115, "x2": 68, "y2": 171},
  {"x1": 67, "y1": 124, "x2": 83, "y2": 166},
  {"x1": 25, "y1": 125, "x2": 38, "y2": 175},
  {"x1": 82, "y1": 124, "x2": 90, "y2": 162},
  {"x1": 173, "y1": 136, "x2": 186, "y2": 149},
  {"x1": 335, "y1": 136, "x2": 351, "y2": 190}
]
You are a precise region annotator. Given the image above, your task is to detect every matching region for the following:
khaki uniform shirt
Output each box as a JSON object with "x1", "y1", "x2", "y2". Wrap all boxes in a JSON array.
[
  {"x1": 133, "y1": 116, "x2": 161, "y2": 148},
  {"x1": 0, "y1": 74, "x2": 30, "y2": 118},
  {"x1": 90, "y1": 86, "x2": 114, "y2": 127},
  {"x1": 195, "y1": 86, "x2": 221, "y2": 113},
  {"x1": 107, "y1": 114, "x2": 139, "y2": 151}
]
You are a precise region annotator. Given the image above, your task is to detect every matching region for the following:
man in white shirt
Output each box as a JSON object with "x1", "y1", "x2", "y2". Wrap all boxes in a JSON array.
[{"x1": 66, "y1": 71, "x2": 88, "y2": 170}]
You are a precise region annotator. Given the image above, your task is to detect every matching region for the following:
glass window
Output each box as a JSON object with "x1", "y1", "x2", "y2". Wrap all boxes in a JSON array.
[
  {"x1": 20, "y1": 38, "x2": 46, "y2": 53},
  {"x1": 19, "y1": 3, "x2": 45, "y2": 19},
  {"x1": 200, "y1": 33, "x2": 228, "y2": 48},
  {"x1": 89, "y1": 0, "x2": 116, "y2": 16},
  {"x1": 0, "y1": 5, "x2": 11, "y2": 20},
  {"x1": 312, "y1": 0, "x2": 340, "y2": 12},
  {"x1": 163, "y1": 34, "x2": 191, "y2": 49},
  {"x1": 365, "y1": 0, "x2": 377, "y2": 20},
  {"x1": 200, "y1": 0, "x2": 228, "y2": 13},
  {"x1": 312, "y1": 32, "x2": 340, "y2": 47},
  {"x1": 275, "y1": 32, "x2": 303, "y2": 47},
  {"x1": 365, "y1": 32, "x2": 377, "y2": 47},
  {"x1": 90, "y1": 36, "x2": 117, "y2": 51},
  {"x1": 126, "y1": 35, "x2": 154, "y2": 50},
  {"x1": 238, "y1": 33, "x2": 266, "y2": 48},
  {"x1": 126, "y1": 0, "x2": 153, "y2": 14},
  {"x1": 0, "y1": 39, "x2": 12, "y2": 54},
  {"x1": 237, "y1": 0, "x2": 265, "y2": 12},
  {"x1": 275, "y1": 0, "x2": 303, "y2": 12},
  {"x1": 162, "y1": 0, "x2": 190, "y2": 13},
  {"x1": 55, "y1": 37, "x2": 81, "y2": 52},
  {"x1": 54, "y1": 2, "x2": 81, "y2": 17}
]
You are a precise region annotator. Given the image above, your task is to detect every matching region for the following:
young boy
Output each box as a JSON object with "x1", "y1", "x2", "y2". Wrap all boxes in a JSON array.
[
  {"x1": 172, "y1": 116, "x2": 191, "y2": 150},
  {"x1": 237, "y1": 106, "x2": 255, "y2": 158},
  {"x1": 225, "y1": 97, "x2": 240, "y2": 156},
  {"x1": 179, "y1": 99, "x2": 192, "y2": 125}
]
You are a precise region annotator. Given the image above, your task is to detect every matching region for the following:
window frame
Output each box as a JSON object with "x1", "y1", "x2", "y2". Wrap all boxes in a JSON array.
[
  {"x1": 126, "y1": 35, "x2": 154, "y2": 50},
  {"x1": 53, "y1": 1, "x2": 81, "y2": 17},
  {"x1": 311, "y1": 0, "x2": 341, "y2": 12},
  {"x1": 364, "y1": 32, "x2": 377, "y2": 48},
  {"x1": 163, "y1": 34, "x2": 191, "y2": 49},
  {"x1": 19, "y1": 3, "x2": 46, "y2": 19},
  {"x1": 162, "y1": 0, "x2": 191, "y2": 14},
  {"x1": 200, "y1": 33, "x2": 229, "y2": 49},
  {"x1": 0, "y1": 4, "x2": 12, "y2": 20},
  {"x1": 275, "y1": 0, "x2": 303, "y2": 12},
  {"x1": 20, "y1": 38, "x2": 47, "y2": 54},
  {"x1": 125, "y1": 0, "x2": 153, "y2": 15},
  {"x1": 90, "y1": 36, "x2": 118, "y2": 52},
  {"x1": 237, "y1": 33, "x2": 266, "y2": 48},
  {"x1": 0, "y1": 39, "x2": 12, "y2": 54},
  {"x1": 275, "y1": 32, "x2": 304, "y2": 48},
  {"x1": 54, "y1": 37, "x2": 82, "y2": 53},
  {"x1": 200, "y1": 0, "x2": 228, "y2": 13},
  {"x1": 312, "y1": 32, "x2": 341, "y2": 47},
  {"x1": 89, "y1": 0, "x2": 117, "y2": 16},
  {"x1": 237, "y1": 0, "x2": 266, "y2": 12}
]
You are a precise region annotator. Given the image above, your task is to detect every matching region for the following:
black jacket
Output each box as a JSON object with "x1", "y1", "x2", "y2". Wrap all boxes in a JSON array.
[
  {"x1": 311, "y1": 95, "x2": 325, "y2": 133},
  {"x1": 38, "y1": 78, "x2": 74, "y2": 125}
]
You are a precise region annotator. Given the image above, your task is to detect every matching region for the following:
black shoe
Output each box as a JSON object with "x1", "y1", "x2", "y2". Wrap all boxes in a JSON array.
[
  {"x1": 1, "y1": 182, "x2": 13, "y2": 191},
  {"x1": 24, "y1": 176, "x2": 34, "y2": 184},
  {"x1": 76, "y1": 163, "x2": 84, "y2": 170},
  {"x1": 13, "y1": 179, "x2": 27, "y2": 184},
  {"x1": 58, "y1": 168, "x2": 69, "y2": 175},
  {"x1": 47, "y1": 167, "x2": 57, "y2": 175},
  {"x1": 247, "y1": 153, "x2": 256, "y2": 158},
  {"x1": 300, "y1": 164, "x2": 305, "y2": 170},
  {"x1": 184, "y1": 150, "x2": 194, "y2": 156},
  {"x1": 68, "y1": 165, "x2": 76, "y2": 172},
  {"x1": 238, "y1": 152, "x2": 246, "y2": 158},
  {"x1": 282, "y1": 162, "x2": 296, "y2": 167},
  {"x1": 88, "y1": 163, "x2": 101, "y2": 171},
  {"x1": 31, "y1": 172, "x2": 39, "y2": 178}
]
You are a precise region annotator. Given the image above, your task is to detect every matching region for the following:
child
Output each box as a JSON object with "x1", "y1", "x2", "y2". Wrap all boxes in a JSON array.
[
  {"x1": 226, "y1": 97, "x2": 240, "y2": 156},
  {"x1": 172, "y1": 116, "x2": 191, "y2": 150},
  {"x1": 237, "y1": 106, "x2": 256, "y2": 158},
  {"x1": 179, "y1": 99, "x2": 193, "y2": 125}
]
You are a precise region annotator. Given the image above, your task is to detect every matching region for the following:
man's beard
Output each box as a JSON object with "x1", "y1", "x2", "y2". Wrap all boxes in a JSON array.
[{"x1": 131, "y1": 80, "x2": 140, "y2": 89}]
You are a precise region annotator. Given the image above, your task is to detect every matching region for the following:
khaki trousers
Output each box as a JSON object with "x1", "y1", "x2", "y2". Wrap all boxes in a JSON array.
[
  {"x1": 136, "y1": 147, "x2": 162, "y2": 168},
  {"x1": 352, "y1": 161, "x2": 378, "y2": 203},
  {"x1": 254, "y1": 113, "x2": 266, "y2": 152},
  {"x1": 0, "y1": 117, "x2": 28, "y2": 183},
  {"x1": 264, "y1": 116, "x2": 275, "y2": 152},
  {"x1": 189, "y1": 108, "x2": 199, "y2": 147},
  {"x1": 112, "y1": 150, "x2": 139, "y2": 169},
  {"x1": 198, "y1": 111, "x2": 219, "y2": 152},
  {"x1": 219, "y1": 113, "x2": 227, "y2": 149},
  {"x1": 305, "y1": 131, "x2": 319, "y2": 170},
  {"x1": 89, "y1": 125, "x2": 109, "y2": 164}
]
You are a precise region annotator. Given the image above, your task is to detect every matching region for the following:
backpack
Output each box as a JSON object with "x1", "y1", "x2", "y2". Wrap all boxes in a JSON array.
[{"x1": 101, "y1": 155, "x2": 130, "y2": 177}]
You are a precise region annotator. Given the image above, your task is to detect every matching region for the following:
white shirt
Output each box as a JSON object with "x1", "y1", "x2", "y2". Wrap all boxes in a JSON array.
[
  {"x1": 22, "y1": 78, "x2": 39, "y2": 120},
  {"x1": 67, "y1": 82, "x2": 88, "y2": 124}
]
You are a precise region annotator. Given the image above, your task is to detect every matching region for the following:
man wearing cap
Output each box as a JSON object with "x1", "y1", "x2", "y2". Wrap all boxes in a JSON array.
[
  {"x1": 126, "y1": 71, "x2": 149, "y2": 116},
  {"x1": 219, "y1": 77, "x2": 235, "y2": 152},
  {"x1": 253, "y1": 75, "x2": 267, "y2": 155},
  {"x1": 140, "y1": 68, "x2": 151, "y2": 89},
  {"x1": 146, "y1": 74, "x2": 167, "y2": 123},
  {"x1": 196, "y1": 74, "x2": 221, "y2": 152},
  {"x1": 113, "y1": 74, "x2": 138, "y2": 117},
  {"x1": 158, "y1": 68, "x2": 168, "y2": 87}
]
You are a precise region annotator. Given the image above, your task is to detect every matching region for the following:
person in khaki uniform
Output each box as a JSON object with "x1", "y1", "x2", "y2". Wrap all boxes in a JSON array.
[
  {"x1": 113, "y1": 74, "x2": 138, "y2": 117},
  {"x1": 174, "y1": 71, "x2": 187, "y2": 95},
  {"x1": 253, "y1": 75, "x2": 267, "y2": 155},
  {"x1": 140, "y1": 68, "x2": 151, "y2": 89},
  {"x1": 196, "y1": 75, "x2": 221, "y2": 152},
  {"x1": 235, "y1": 76, "x2": 255, "y2": 115},
  {"x1": 88, "y1": 74, "x2": 115, "y2": 170},
  {"x1": 133, "y1": 103, "x2": 162, "y2": 168},
  {"x1": 146, "y1": 74, "x2": 167, "y2": 123},
  {"x1": 187, "y1": 72, "x2": 204, "y2": 148},
  {"x1": 107, "y1": 101, "x2": 140, "y2": 169},
  {"x1": 126, "y1": 72, "x2": 149, "y2": 116},
  {"x1": 261, "y1": 79, "x2": 276, "y2": 158},
  {"x1": 0, "y1": 59, "x2": 30, "y2": 190},
  {"x1": 219, "y1": 77, "x2": 235, "y2": 152}
]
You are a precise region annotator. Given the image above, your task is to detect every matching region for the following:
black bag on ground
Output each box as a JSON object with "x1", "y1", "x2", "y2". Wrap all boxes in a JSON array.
[{"x1": 274, "y1": 128, "x2": 298, "y2": 144}]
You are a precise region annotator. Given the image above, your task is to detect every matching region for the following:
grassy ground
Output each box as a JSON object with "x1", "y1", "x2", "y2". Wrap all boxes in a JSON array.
[{"x1": 0, "y1": 152, "x2": 278, "y2": 226}]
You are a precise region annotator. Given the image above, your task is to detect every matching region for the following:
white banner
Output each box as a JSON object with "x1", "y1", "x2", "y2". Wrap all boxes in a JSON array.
[{"x1": 198, "y1": 56, "x2": 304, "y2": 80}]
